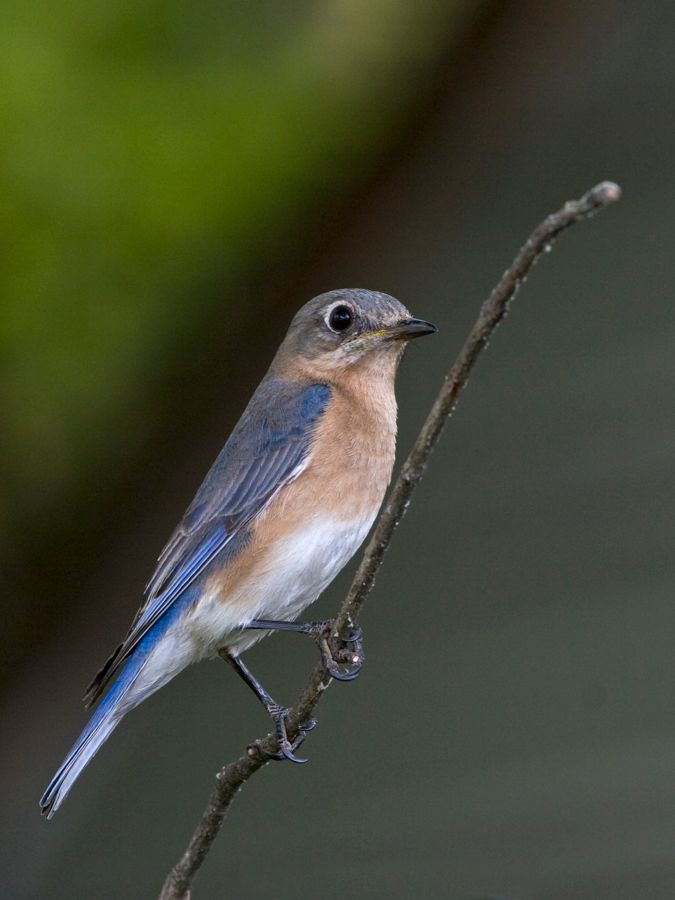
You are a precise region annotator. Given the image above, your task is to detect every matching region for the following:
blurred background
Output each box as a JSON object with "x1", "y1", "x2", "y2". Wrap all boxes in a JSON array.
[{"x1": 1, "y1": 1, "x2": 674, "y2": 897}]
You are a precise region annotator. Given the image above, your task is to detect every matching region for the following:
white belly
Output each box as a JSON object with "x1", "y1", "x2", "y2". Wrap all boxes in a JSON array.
[{"x1": 185, "y1": 512, "x2": 376, "y2": 656}]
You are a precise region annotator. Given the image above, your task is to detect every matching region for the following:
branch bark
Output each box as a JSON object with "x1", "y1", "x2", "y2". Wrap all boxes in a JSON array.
[{"x1": 159, "y1": 181, "x2": 621, "y2": 900}]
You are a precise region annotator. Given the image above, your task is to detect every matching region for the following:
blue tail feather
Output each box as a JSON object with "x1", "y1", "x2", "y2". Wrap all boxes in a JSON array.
[
  {"x1": 40, "y1": 643, "x2": 149, "y2": 819},
  {"x1": 41, "y1": 580, "x2": 202, "y2": 818}
]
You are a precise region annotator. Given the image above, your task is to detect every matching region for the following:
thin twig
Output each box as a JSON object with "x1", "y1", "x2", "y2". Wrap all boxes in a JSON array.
[{"x1": 158, "y1": 181, "x2": 621, "y2": 900}]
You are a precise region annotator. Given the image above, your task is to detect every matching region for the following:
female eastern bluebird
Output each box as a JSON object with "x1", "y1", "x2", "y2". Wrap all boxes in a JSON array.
[{"x1": 41, "y1": 289, "x2": 436, "y2": 817}]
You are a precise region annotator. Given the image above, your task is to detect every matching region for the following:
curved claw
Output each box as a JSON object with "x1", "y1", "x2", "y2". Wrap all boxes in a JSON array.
[
  {"x1": 278, "y1": 742, "x2": 308, "y2": 764},
  {"x1": 326, "y1": 661, "x2": 362, "y2": 682},
  {"x1": 268, "y1": 732, "x2": 309, "y2": 764},
  {"x1": 343, "y1": 624, "x2": 362, "y2": 644},
  {"x1": 325, "y1": 647, "x2": 364, "y2": 681},
  {"x1": 267, "y1": 706, "x2": 313, "y2": 763},
  {"x1": 318, "y1": 629, "x2": 364, "y2": 682}
]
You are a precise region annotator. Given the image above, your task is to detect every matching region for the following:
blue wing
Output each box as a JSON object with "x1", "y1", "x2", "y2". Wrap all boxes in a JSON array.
[{"x1": 84, "y1": 378, "x2": 331, "y2": 706}]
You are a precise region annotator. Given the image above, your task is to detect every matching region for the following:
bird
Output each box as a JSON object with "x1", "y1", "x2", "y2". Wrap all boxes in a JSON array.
[{"x1": 40, "y1": 288, "x2": 436, "y2": 818}]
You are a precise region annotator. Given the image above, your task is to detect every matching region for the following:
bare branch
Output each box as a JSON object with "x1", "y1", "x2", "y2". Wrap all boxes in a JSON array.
[{"x1": 158, "y1": 181, "x2": 621, "y2": 900}]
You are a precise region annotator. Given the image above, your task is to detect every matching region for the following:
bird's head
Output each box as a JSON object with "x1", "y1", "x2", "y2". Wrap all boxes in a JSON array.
[{"x1": 273, "y1": 289, "x2": 437, "y2": 379}]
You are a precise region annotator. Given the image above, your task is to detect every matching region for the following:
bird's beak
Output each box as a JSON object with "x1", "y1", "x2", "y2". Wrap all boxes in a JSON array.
[
  {"x1": 384, "y1": 317, "x2": 438, "y2": 341},
  {"x1": 347, "y1": 316, "x2": 437, "y2": 353}
]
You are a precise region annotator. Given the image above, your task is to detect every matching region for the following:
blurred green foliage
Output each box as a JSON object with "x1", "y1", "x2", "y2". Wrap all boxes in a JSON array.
[{"x1": 0, "y1": 0, "x2": 468, "y2": 548}]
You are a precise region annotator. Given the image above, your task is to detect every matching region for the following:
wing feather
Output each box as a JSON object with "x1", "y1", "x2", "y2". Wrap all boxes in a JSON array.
[{"x1": 83, "y1": 379, "x2": 330, "y2": 707}]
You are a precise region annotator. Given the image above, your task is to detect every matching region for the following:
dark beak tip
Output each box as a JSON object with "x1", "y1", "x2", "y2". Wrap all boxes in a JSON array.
[{"x1": 405, "y1": 317, "x2": 438, "y2": 338}]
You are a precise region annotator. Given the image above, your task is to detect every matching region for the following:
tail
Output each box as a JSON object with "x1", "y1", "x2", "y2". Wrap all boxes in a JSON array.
[{"x1": 40, "y1": 647, "x2": 148, "y2": 819}]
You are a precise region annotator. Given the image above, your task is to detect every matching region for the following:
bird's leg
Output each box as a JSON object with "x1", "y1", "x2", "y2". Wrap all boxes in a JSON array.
[
  {"x1": 245, "y1": 618, "x2": 364, "y2": 682},
  {"x1": 220, "y1": 650, "x2": 314, "y2": 764}
]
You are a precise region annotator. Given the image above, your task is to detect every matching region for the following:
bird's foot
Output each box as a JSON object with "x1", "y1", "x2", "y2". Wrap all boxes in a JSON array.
[
  {"x1": 266, "y1": 705, "x2": 316, "y2": 764},
  {"x1": 245, "y1": 617, "x2": 365, "y2": 681},
  {"x1": 312, "y1": 619, "x2": 364, "y2": 682}
]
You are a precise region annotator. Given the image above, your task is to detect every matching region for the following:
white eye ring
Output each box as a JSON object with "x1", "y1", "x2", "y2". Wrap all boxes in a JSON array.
[{"x1": 324, "y1": 302, "x2": 354, "y2": 333}]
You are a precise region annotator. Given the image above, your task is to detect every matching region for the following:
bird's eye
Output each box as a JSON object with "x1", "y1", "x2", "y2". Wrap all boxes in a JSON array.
[{"x1": 327, "y1": 304, "x2": 353, "y2": 333}]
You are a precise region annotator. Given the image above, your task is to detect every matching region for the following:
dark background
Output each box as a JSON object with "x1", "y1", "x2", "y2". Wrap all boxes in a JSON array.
[{"x1": 2, "y1": 1, "x2": 674, "y2": 897}]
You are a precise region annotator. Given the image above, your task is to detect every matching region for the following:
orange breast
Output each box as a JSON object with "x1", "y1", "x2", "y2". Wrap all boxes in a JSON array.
[{"x1": 202, "y1": 351, "x2": 399, "y2": 610}]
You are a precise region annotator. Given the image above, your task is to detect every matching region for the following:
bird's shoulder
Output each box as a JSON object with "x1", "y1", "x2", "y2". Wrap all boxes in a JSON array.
[{"x1": 153, "y1": 375, "x2": 332, "y2": 590}]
